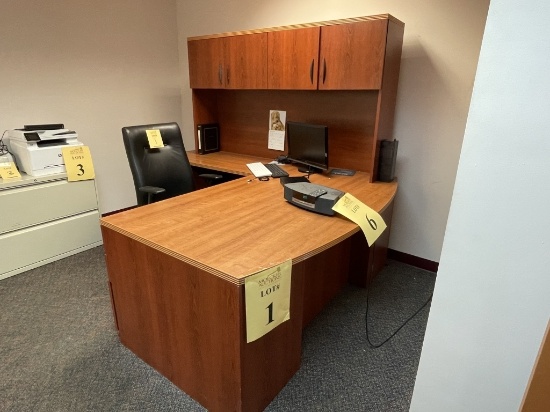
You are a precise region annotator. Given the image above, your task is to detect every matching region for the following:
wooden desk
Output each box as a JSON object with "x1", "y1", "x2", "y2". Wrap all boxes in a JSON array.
[{"x1": 101, "y1": 152, "x2": 397, "y2": 411}]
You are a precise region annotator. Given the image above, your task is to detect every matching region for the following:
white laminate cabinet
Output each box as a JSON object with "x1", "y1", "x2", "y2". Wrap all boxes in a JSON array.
[{"x1": 0, "y1": 174, "x2": 102, "y2": 280}]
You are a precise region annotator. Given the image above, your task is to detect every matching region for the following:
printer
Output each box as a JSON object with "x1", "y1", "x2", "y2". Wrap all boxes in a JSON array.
[{"x1": 7, "y1": 125, "x2": 83, "y2": 176}]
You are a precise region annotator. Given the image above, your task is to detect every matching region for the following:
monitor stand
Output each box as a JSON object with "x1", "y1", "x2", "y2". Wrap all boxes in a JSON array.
[{"x1": 298, "y1": 165, "x2": 322, "y2": 174}]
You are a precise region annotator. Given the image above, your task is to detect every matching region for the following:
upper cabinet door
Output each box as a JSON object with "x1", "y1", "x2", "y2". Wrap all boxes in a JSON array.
[
  {"x1": 319, "y1": 19, "x2": 388, "y2": 90},
  {"x1": 267, "y1": 27, "x2": 320, "y2": 90},
  {"x1": 223, "y1": 33, "x2": 268, "y2": 89},
  {"x1": 188, "y1": 33, "x2": 267, "y2": 89},
  {"x1": 188, "y1": 37, "x2": 225, "y2": 89}
]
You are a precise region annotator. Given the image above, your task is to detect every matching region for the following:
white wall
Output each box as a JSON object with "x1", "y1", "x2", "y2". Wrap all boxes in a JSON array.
[
  {"x1": 177, "y1": 0, "x2": 490, "y2": 262},
  {"x1": 1, "y1": 0, "x2": 490, "y2": 263},
  {"x1": 410, "y1": 0, "x2": 550, "y2": 410},
  {"x1": 0, "y1": 0, "x2": 182, "y2": 213}
]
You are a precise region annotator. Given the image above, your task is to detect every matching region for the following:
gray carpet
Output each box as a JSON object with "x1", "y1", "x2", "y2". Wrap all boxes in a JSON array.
[{"x1": 0, "y1": 247, "x2": 436, "y2": 411}]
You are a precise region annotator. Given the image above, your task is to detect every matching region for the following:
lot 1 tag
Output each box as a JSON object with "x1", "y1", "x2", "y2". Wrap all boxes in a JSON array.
[
  {"x1": 146, "y1": 129, "x2": 164, "y2": 148},
  {"x1": 245, "y1": 259, "x2": 291, "y2": 343}
]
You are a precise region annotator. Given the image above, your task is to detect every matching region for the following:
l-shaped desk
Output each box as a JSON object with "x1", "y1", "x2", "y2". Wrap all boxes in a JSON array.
[{"x1": 100, "y1": 151, "x2": 397, "y2": 411}]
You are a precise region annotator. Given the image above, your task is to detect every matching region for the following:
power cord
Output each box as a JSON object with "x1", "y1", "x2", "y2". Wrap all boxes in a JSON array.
[
  {"x1": 365, "y1": 286, "x2": 433, "y2": 348},
  {"x1": 0, "y1": 130, "x2": 9, "y2": 156}
]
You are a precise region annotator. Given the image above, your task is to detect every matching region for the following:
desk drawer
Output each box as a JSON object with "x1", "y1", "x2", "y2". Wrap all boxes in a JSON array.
[
  {"x1": 0, "y1": 210, "x2": 102, "y2": 278},
  {"x1": 0, "y1": 179, "x2": 98, "y2": 235}
]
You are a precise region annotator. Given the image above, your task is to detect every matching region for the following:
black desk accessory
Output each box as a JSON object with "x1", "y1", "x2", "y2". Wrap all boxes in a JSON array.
[
  {"x1": 279, "y1": 176, "x2": 309, "y2": 186},
  {"x1": 197, "y1": 123, "x2": 220, "y2": 154},
  {"x1": 378, "y1": 139, "x2": 398, "y2": 182},
  {"x1": 283, "y1": 182, "x2": 344, "y2": 216},
  {"x1": 276, "y1": 155, "x2": 291, "y2": 164},
  {"x1": 330, "y1": 168, "x2": 356, "y2": 176},
  {"x1": 24, "y1": 124, "x2": 65, "y2": 131},
  {"x1": 263, "y1": 163, "x2": 289, "y2": 178}
]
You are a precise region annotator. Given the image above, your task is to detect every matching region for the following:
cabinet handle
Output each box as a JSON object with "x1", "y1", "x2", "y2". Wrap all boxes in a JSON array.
[
  {"x1": 226, "y1": 67, "x2": 230, "y2": 85},
  {"x1": 310, "y1": 59, "x2": 314, "y2": 84},
  {"x1": 322, "y1": 58, "x2": 327, "y2": 84},
  {"x1": 218, "y1": 64, "x2": 223, "y2": 85}
]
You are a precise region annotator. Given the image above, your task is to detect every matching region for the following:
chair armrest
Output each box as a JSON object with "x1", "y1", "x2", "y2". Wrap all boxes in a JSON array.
[
  {"x1": 139, "y1": 186, "x2": 166, "y2": 195},
  {"x1": 139, "y1": 186, "x2": 166, "y2": 204},
  {"x1": 199, "y1": 173, "x2": 223, "y2": 183}
]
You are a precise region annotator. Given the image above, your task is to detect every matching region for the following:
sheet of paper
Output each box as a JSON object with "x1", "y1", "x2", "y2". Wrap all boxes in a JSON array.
[
  {"x1": 0, "y1": 162, "x2": 22, "y2": 180},
  {"x1": 146, "y1": 129, "x2": 164, "y2": 148},
  {"x1": 245, "y1": 259, "x2": 292, "y2": 343},
  {"x1": 61, "y1": 146, "x2": 96, "y2": 181},
  {"x1": 268, "y1": 109, "x2": 286, "y2": 151},
  {"x1": 268, "y1": 130, "x2": 285, "y2": 151},
  {"x1": 332, "y1": 192, "x2": 387, "y2": 246}
]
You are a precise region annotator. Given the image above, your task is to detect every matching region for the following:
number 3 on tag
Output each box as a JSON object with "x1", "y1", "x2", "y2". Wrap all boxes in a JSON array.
[{"x1": 61, "y1": 146, "x2": 96, "y2": 181}]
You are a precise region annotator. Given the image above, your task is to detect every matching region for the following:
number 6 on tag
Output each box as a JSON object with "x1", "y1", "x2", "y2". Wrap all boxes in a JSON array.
[{"x1": 332, "y1": 193, "x2": 387, "y2": 246}]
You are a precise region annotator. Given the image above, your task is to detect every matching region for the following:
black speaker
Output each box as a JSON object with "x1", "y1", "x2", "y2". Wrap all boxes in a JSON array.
[
  {"x1": 197, "y1": 123, "x2": 220, "y2": 154},
  {"x1": 377, "y1": 139, "x2": 398, "y2": 182}
]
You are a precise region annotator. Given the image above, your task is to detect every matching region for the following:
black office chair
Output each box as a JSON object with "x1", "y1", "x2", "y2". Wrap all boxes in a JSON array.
[{"x1": 122, "y1": 122, "x2": 222, "y2": 206}]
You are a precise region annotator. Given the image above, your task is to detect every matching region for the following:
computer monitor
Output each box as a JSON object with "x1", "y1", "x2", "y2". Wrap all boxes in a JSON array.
[{"x1": 286, "y1": 121, "x2": 329, "y2": 174}]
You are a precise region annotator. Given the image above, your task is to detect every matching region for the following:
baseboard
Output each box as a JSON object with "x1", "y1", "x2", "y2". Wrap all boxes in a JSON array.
[{"x1": 387, "y1": 249, "x2": 439, "y2": 273}]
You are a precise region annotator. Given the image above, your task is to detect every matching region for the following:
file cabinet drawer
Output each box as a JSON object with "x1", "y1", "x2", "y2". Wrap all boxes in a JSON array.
[
  {"x1": 0, "y1": 211, "x2": 102, "y2": 278},
  {"x1": 0, "y1": 179, "x2": 98, "y2": 235}
]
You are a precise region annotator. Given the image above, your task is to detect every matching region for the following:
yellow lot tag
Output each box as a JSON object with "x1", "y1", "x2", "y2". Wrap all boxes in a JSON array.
[
  {"x1": 61, "y1": 146, "x2": 95, "y2": 181},
  {"x1": 0, "y1": 162, "x2": 22, "y2": 180},
  {"x1": 245, "y1": 259, "x2": 292, "y2": 343},
  {"x1": 332, "y1": 192, "x2": 387, "y2": 246},
  {"x1": 146, "y1": 129, "x2": 164, "y2": 148}
]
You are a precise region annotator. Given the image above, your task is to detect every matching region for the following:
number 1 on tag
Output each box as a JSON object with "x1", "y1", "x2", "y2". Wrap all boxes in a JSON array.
[{"x1": 146, "y1": 129, "x2": 164, "y2": 148}]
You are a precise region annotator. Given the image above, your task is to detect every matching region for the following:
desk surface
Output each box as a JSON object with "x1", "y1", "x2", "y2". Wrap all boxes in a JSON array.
[
  {"x1": 187, "y1": 150, "x2": 265, "y2": 176},
  {"x1": 101, "y1": 151, "x2": 397, "y2": 285}
]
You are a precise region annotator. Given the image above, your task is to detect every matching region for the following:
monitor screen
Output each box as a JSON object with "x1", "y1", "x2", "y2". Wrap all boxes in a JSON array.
[{"x1": 286, "y1": 121, "x2": 328, "y2": 173}]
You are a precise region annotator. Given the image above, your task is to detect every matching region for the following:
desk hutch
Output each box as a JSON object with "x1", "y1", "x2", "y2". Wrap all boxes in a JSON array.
[{"x1": 187, "y1": 14, "x2": 404, "y2": 181}]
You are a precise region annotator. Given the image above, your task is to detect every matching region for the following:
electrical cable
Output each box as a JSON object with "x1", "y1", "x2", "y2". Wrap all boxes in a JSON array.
[
  {"x1": 365, "y1": 286, "x2": 433, "y2": 348},
  {"x1": 0, "y1": 130, "x2": 9, "y2": 156}
]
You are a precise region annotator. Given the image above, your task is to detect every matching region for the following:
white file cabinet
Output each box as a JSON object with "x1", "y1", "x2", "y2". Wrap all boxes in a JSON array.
[{"x1": 0, "y1": 173, "x2": 102, "y2": 280}]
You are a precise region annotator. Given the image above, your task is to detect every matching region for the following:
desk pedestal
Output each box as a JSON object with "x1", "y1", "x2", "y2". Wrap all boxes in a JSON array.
[{"x1": 102, "y1": 225, "x2": 376, "y2": 411}]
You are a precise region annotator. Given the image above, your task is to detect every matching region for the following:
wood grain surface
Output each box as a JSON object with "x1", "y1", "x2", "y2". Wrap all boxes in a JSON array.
[
  {"x1": 101, "y1": 153, "x2": 397, "y2": 411},
  {"x1": 101, "y1": 155, "x2": 396, "y2": 285},
  {"x1": 187, "y1": 14, "x2": 404, "y2": 40}
]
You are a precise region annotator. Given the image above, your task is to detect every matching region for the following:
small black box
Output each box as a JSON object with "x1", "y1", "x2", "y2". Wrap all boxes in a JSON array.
[
  {"x1": 378, "y1": 139, "x2": 398, "y2": 182},
  {"x1": 197, "y1": 123, "x2": 220, "y2": 154}
]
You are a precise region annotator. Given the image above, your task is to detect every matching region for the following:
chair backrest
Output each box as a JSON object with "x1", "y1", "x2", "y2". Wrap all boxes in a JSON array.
[{"x1": 122, "y1": 122, "x2": 195, "y2": 206}]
